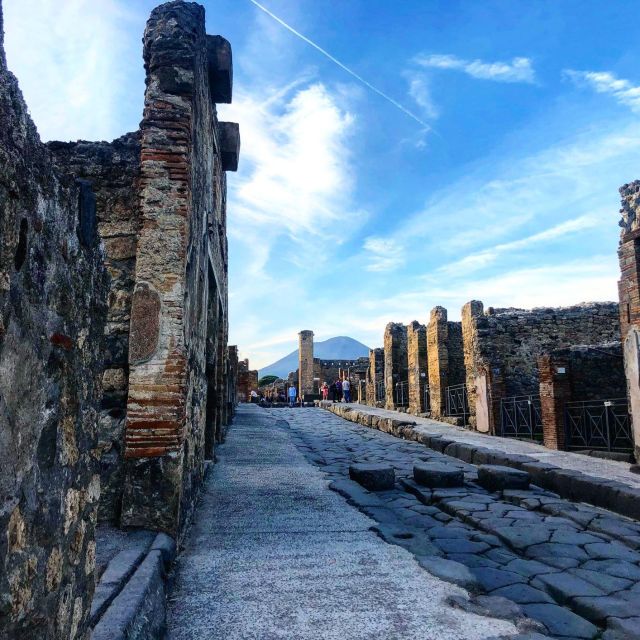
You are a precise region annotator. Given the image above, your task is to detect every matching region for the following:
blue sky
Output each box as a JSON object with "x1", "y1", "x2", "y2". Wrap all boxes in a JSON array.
[{"x1": 4, "y1": 0, "x2": 639, "y2": 368}]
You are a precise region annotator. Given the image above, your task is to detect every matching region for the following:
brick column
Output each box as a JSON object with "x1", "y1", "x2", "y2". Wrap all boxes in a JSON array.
[
  {"x1": 407, "y1": 321, "x2": 428, "y2": 414},
  {"x1": 384, "y1": 323, "x2": 408, "y2": 409},
  {"x1": 538, "y1": 354, "x2": 571, "y2": 450},
  {"x1": 298, "y1": 330, "x2": 314, "y2": 399},
  {"x1": 427, "y1": 307, "x2": 449, "y2": 418},
  {"x1": 366, "y1": 348, "x2": 384, "y2": 406}
]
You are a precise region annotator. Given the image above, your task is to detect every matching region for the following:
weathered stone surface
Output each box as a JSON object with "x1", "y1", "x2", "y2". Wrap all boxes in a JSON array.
[
  {"x1": 413, "y1": 462, "x2": 464, "y2": 488},
  {"x1": 478, "y1": 465, "x2": 531, "y2": 492},
  {"x1": 521, "y1": 603, "x2": 598, "y2": 639},
  {"x1": 349, "y1": 464, "x2": 395, "y2": 491},
  {"x1": 0, "y1": 2, "x2": 108, "y2": 634},
  {"x1": 128, "y1": 282, "x2": 161, "y2": 364},
  {"x1": 384, "y1": 322, "x2": 408, "y2": 410},
  {"x1": 219, "y1": 121, "x2": 240, "y2": 172}
]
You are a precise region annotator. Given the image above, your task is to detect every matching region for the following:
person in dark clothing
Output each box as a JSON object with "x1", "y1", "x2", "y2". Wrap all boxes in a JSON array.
[
  {"x1": 336, "y1": 378, "x2": 343, "y2": 402},
  {"x1": 329, "y1": 381, "x2": 337, "y2": 402}
]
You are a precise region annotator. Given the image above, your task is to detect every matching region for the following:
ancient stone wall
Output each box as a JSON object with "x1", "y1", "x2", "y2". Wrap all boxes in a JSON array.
[
  {"x1": 120, "y1": 1, "x2": 238, "y2": 537},
  {"x1": 298, "y1": 330, "x2": 315, "y2": 398},
  {"x1": 407, "y1": 321, "x2": 428, "y2": 414},
  {"x1": 237, "y1": 359, "x2": 258, "y2": 402},
  {"x1": 463, "y1": 301, "x2": 620, "y2": 428},
  {"x1": 618, "y1": 181, "x2": 640, "y2": 460},
  {"x1": 0, "y1": 2, "x2": 109, "y2": 634},
  {"x1": 366, "y1": 348, "x2": 384, "y2": 406},
  {"x1": 48, "y1": 135, "x2": 141, "y2": 523},
  {"x1": 384, "y1": 323, "x2": 408, "y2": 409}
]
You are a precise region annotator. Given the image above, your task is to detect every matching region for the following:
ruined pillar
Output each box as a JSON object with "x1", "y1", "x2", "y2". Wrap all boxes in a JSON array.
[
  {"x1": 121, "y1": 3, "x2": 238, "y2": 536},
  {"x1": 618, "y1": 181, "x2": 640, "y2": 460},
  {"x1": 298, "y1": 330, "x2": 315, "y2": 398},
  {"x1": 366, "y1": 348, "x2": 384, "y2": 406},
  {"x1": 427, "y1": 307, "x2": 449, "y2": 417},
  {"x1": 384, "y1": 323, "x2": 408, "y2": 409},
  {"x1": 407, "y1": 321, "x2": 428, "y2": 414},
  {"x1": 538, "y1": 355, "x2": 571, "y2": 450}
]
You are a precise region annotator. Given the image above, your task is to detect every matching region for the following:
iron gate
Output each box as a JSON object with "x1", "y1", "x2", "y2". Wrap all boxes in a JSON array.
[
  {"x1": 445, "y1": 384, "x2": 468, "y2": 420},
  {"x1": 423, "y1": 384, "x2": 431, "y2": 413},
  {"x1": 565, "y1": 398, "x2": 634, "y2": 453},
  {"x1": 500, "y1": 395, "x2": 543, "y2": 441},
  {"x1": 375, "y1": 381, "x2": 385, "y2": 403},
  {"x1": 395, "y1": 381, "x2": 409, "y2": 407}
]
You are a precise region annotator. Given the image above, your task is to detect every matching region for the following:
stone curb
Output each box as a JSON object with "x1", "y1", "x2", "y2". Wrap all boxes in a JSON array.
[
  {"x1": 319, "y1": 402, "x2": 640, "y2": 523},
  {"x1": 92, "y1": 532, "x2": 177, "y2": 640}
]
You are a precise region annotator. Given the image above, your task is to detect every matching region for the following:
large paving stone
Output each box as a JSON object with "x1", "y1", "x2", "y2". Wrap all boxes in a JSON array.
[
  {"x1": 413, "y1": 462, "x2": 464, "y2": 488},
  {"x1": 493, "y1": 525, "x2": 552, "y2": 551},
  {"x1": 522, "y1": 603, "x2": 598, "y2": 639},
  {"x1": 348, "y1": 464, "x2": 395, "y2": 491},
  {"x1": 470, "y1": 567, "x2": 526, "y2": 591},
  {"x1": 607, "y1": 616, "x2": 640, "y2": 640},
  {"x1": 477, "y1": 465, "x2": 531, "y2": 492},
  {"x1": 417, "y1": 557, "x2": 480, "y2": 591},
  {"x1": 581, "y1": 559, "x2": 640, "y2": 580},
  {"x1": 492, "y1": 583, "x2": 554, "y2": 604},
  {"x1": 573, "y1": 596, "x2": 638, "y2": 623},
  {"x1": 534, "y1": 572, "x2": 604, "y2": 604}
]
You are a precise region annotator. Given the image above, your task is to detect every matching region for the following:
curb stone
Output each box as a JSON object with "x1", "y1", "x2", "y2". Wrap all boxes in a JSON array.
[{"x1": 320, "y1": 403, "x2": 640, "y2": 523}]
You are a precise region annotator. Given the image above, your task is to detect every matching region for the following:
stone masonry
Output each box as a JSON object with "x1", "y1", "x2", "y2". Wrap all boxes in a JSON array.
[
  {"x1": 298, "y1": 330, "x2": 315, "y2": 398},
  {"x1": 618, "y1": 180, "x2": 640, "y2": 460},
  {"x1": 0, "y1": 0, "x2": 109, "y2": 634},
  {"x1": 366, "y1": 347, "x2": 384, "y2": 407},
  {"x1": 407, "y1": 320, "x2": 428, "y2": 414},
  {"x1": 384, "y1": 323, "x2": 408, "y2": 410}
]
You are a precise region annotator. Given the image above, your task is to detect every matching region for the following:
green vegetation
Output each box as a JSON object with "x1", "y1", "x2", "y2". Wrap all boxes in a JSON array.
[{"x1": 258, "y1": 375, "x2": 279, "y2": 387}]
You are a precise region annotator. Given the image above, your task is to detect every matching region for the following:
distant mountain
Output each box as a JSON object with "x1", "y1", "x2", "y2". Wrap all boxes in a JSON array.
[{"x1": 259, "y1": 336, "x2": 371, "y2": 379}]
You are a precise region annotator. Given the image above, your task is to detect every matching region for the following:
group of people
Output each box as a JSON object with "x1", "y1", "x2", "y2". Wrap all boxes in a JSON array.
[{"x1": 321, "y1": 377, "x2": 352, "y2": 403}]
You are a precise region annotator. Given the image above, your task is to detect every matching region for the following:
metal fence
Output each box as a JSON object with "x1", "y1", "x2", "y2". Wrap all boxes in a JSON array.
[
  {"x1": 423, "y1": 384, "x2": 431, "y2": 413},
  {"x1": 565, "y1": 398, "x2": 634, "y2": 453},
  {"x1": 445, "y1": 384, "x2": 468, "y2": 422},
  {"x1": 375, "y1": 380, "x2": 385, "y2": 403},
  {"x1": 395, "y1": 380, "x2": 409, "y2": 407},
  {"x1": 499, "y1": 395, "x2": 543, "y2": 441}
]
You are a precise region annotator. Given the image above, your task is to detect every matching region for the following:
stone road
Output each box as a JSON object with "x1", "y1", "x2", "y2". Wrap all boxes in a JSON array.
[
  {"x1": 279, "y1": 406, "x2": 640, "y2": 640},
  {"x1": 166, "y1": 405, "x2": 520, "y2": 639}
]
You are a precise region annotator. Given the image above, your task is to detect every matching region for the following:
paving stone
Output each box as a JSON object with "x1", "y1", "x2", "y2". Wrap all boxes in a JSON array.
[
  {"x1": 492, "y1": 525, "x2": 552, "y2": 551},
  {"x1": 533, "y1": 572, "x2": 604, "y2": 604},
  {"x1": 522, "y1": 603, "x2": 598, "y2": 639},
  {"x1": 581, "y1": 559, "x2": 640, "y2": 580},
  {"x1": 505, "y1": 559, "x2": 559, "y2": 579},
  {"x1": 584, "y1": 542, "x2": 640, "y2": 562},
  {"x1": 533, "y1": 556, "x2": 581, "y2": 570},
  {"x1": 526, "y1": 543, "x2": 589, "y2": 562},
  {"x1": 485, "y1": 548, "x2": 519, "y2": 565},
  {"x1": 470, "y1": 567, "x2": 527, "y2": 591},
  {"x1": 329, "y1": 479, "x2": 387, "y2": 507},
  {"x1": 477, "y1": 465, "x2": 531, "y2": 492},
  {"x1": 549, "y1": 530, "x2": 604, "y2": 545},
  {"x1": 433, "y1": 538, "x2": 491, "y2": 555},
  {"x1": 348, "y1": 464, "x2": 395, "y2": 491},
  {"x1": 607, "y1": 617, "x2": 640, "y2": 640},
  {"x1": 417, "y1": 557, "x2": 480, "y2": 591},
  {"x1": 446, "y1": 554, "x2": 500, "y2": 569},
  {"x1": 474, "y1": 594, "x2": 524, "y2": 620},
  {"x1": 413, "y1": 462, "x2": 464, "y2": 488},
  {"x1": 492, "y1": 584, "x2": 555, "y2": 604},
  {"x1": 572, "y1": 596, "x2": 638, "y2": 623},
  {"x1": 428, "y1": 526, "x2": 473, "y2": 539},
  {"x1": 569, "y1": 568, "x2": 632, "y2": 594}
]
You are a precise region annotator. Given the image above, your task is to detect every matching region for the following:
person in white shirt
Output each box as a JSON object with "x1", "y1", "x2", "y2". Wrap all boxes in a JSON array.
[
  {"x1": 342, "y1": 378, "x2": 351, "y2": 403},
  {"x1": 288, "y1": 385, "x2": 297, "y2": 407}
]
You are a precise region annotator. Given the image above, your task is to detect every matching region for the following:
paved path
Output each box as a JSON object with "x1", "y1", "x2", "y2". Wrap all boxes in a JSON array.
[
  {"x1": 166, "y1": 405, "x2": 518, "y2": 640},
  {"x1": 343, "y1": 403, "x2": 640, "y2": 490}
]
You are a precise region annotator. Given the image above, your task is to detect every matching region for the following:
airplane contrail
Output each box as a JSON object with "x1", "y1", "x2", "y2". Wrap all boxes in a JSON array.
[{"x1": 247, "y1": 0, "x2": 431, "y2": 130}]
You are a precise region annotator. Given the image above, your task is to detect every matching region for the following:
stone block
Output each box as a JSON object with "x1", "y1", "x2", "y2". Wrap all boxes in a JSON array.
[
  {"x1": 219, "y1": 121, "x2": 240, "y2": 172},
  {"x1": 206, "y1": 35, "x2": 232, "y2": 103},
  {"x1": 413, "y1": 463, "x2": 464, "y2": 488},
  {"x1": 477, "y1": 465, "x2": 531, "y2": 492},
  {"x1": 348, "y1": 464, "x2": 395, "y2": 491}
]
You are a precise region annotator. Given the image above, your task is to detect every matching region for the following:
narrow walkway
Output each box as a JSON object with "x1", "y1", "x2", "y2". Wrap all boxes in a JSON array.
[
  {"x1": 340, "y1": 403, "x2": 640, "y2": 490},
  {"x1": 166, "y1": 405, "x2": 517, "y2": 639}
]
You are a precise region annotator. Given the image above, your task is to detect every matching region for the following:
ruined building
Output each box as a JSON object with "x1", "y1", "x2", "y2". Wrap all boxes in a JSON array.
[
  {"x1": 0, "y1": 1, "x2": 239, "y2": 638},
  {"x1": 237, "y1": 358, "x2": 259, "y2": 402}
]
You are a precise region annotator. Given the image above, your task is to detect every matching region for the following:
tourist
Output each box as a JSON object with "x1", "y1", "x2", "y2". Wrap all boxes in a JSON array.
[
  {"x1": 321, "y1": 382, "x2": 329, "y2": 401},
  {"x1": 336, "y1": 378, "x2": 343, "y2": 402},
  {"x1": 250, "y1": 389, "x2": 258, "y2": 403},
  {"x1": 288, "y1": 384, "x2": 297, "y2": 407},
  {"x1": 342, "y1": 377, "x2": 351, "y2": 403},
  {"x1": 329, "y1": 380, "x2": 337, "y2": 402}
]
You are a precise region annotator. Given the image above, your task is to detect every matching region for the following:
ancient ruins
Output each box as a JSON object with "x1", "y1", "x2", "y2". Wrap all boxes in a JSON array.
[{"x1": 0, "y1": 1, "x2": 240, "y2": 637}]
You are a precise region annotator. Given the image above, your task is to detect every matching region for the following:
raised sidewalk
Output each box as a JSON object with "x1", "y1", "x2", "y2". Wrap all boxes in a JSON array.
[{"x1": 320, "y1": 402, "x2": 640, "y2": 523}]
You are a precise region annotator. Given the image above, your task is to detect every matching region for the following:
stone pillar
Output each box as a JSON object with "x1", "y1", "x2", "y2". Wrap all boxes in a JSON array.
[
  {"x1": 538, "y1": 354, "x2": 571, "y2": 450},
  {"x1": 427, "y1": 307, "x2": 449, "y2": 418},
  {"x1": 366, "y1": 348, "x2": 384, "y2": 406},
  {"x1": 121, "y1": 4, "x2": 237, "y2": 536},
  {"x1": 407, "y1": 321, "x2": 428, "y2": 414},
  {"x1": 384, "y1": 323, "x2": 408, "y2": 409},
  {"x1": 618, "y1": 184, "x2": 640, "y2": 459},
  {"x1": 298, "y1": 330, "x2": 314, "y2": 399}
]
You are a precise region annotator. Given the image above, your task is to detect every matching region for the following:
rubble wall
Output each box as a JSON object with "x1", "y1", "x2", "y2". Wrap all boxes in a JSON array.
[{"x1": 0, "y1": 2, "x2": 108, "y2": 635}]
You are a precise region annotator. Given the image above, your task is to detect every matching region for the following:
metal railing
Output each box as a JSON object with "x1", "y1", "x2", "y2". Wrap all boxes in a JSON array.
[
  {"x1": 395, "y1": 380, "x2": 409, "y2": 407},
  {"x1": 565, "y1": 398, "x2": 633, "y2": 453},
  {"x1": 499, "y1": 395, "x2": 543, "y2": 441},
  {"x1": 375, "y1": 380, "x2": 385, "y2": 403},
  {"x1": 445, "y1": 384, "x2": 468, "y2": 422},
  {"x1": 423, "y1": 384, "x2": 431, "y2": 413}
]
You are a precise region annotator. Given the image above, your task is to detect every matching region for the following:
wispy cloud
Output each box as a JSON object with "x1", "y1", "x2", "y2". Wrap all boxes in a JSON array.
[
  {"x1": 415, "y1": 54, "x2": 535, "y2": 84},
  {"x1": 564, "y1": 69, "x2": 640, "y2": 112},
  {"x1": 404, "y1": 71, "x2": 439, "y2": 120},
  {"x1": 439, "y1": 214, "x2": 601, "y2": 275},
  {"x1": 363, "y1": 237, "x2": 405, "y2": 272}
]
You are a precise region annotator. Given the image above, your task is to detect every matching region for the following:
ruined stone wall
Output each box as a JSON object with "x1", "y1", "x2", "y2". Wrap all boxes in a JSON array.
[
  {"x1": 120, "y1": 1, "x2": 237, "y2": 537},
  {"x1": 384, "y1": 323, "x2": 408, "y2": 409},
  {"x1": 48, "y1": 135, "x2": 141, "y2": 523},
  {"x1": 563, "y1": 344, "x2": 626, "y2": 401},
  {"x1": 366, "y1": 348, "x2": 384, "y2": 406},
  {"x1": 0, "y1": 2, "x2": 109, "y2": 634},
  {"x1": 427, "y1": 307, "x2": 453, "y2": 417},
  {"x1": 237, "y1": 359, "x2": 258, "y2": 402},
  {"x1": 298, "y1": 330, "x2": 314, "y2": 397},
  {"x1": 407, "y1": 321, "x2": 428, "y2": 414}
]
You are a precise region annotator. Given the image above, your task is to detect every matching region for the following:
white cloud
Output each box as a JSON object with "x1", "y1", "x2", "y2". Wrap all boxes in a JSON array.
[
  {"x1": 3, "y1": 0, "x2": 143, "y2": 141},
  {"x1": 416, "y1": 54, "x2": 535, "y2": 84},
  {"x1": 405, "y1": 72, "x2": 439, "y2": 120},
  {"x1": 363, "y1": 237, "x2": 405, "y2": 272},
  {"x1": 564, "y1": 69, "x2": 640, "y2": 112}
]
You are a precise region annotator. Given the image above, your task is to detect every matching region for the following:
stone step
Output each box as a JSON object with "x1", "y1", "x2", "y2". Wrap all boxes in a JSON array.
[
  {"x1": 413, "y1": 463, "x2": 464, "y2": 488},
  {"x1": 478, "y1": 465, "x2": 531, "y2": 492},
  {"x1": 349, "y1": 463, "x2": 395, "y2": 491}
]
